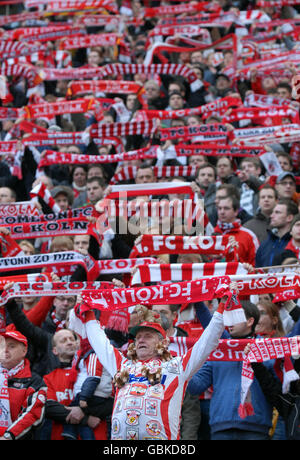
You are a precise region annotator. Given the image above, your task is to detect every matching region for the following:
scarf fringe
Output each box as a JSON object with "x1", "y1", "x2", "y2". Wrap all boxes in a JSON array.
[{"x1": 238, "y1": 402, "x2": 255, "y2": 419}]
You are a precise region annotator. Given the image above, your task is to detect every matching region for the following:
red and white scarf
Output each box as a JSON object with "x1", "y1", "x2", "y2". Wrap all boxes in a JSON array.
[
  {"x1": 136, "y1": 96, "x2": 241, "y2": 121},
  {"x1": 1, "y1": 62, "x2": 42, "y2": 88},
  {"x1": 99, "y1": 63, "x2": 201, "y2": 89},
  {"x1": 0, "y1": 281, "x2": 115, "y2": 306},
  {"x1": 130, "y1": 262, "x2": 247, "y2": 285},
  {"x1": 2, "y1": 218, "x2": 100, "y2": 243},
  {"x1": 30, "y1": 182, "x2": 61, "y2": 214},
  {"x1": 0, "y1": 204, "x2": 93, "y2": 225},
  {"x1": 160, "y1": 123, "x2": 228, "y2": 142},
  {"x1": 222, "y1": 106, "x2": 299, "y2": 125},
  {"x1": 0, "y1": 200, "x2": 40, "y2": 221},
  {"x1": 58, "y1": 32, "x2": 123, "y2": 50},
  {"x1": 0, "y1": 276, "x2": 231, "y2": 309},
  {"x1": 169, "y1": 336, "x2": 300, "y2": 419},
  {"x1": 21, "y1": 98, "x2": 96, "y2": 120},
  {"x1": 106, "y1": 181, "x2": 195, "y2": 200},
  {"x1": 129, "y1": 234, "x2": 232, "y2": 258},
  {"x1": 109, "y1": 165, "x2": 198, "y2": 185},
  {"x1": 0, "y1": 360, "x2": 25, "y2": 435},
  {"x1": 51, "y1": 311, "x2": 66, "y2": 331},
  {"x1": 36, "y1": 143, "x2": 259, "y2": 169},
  {"x1": 37, "y1": 148, "x2": 154, "y2": 168},
  {"x1": 0, "y1": 273, "x2": 51, "y2": 290},
  {"x1": 10, "y1": 25, "x2": 86, "y2": 42}
]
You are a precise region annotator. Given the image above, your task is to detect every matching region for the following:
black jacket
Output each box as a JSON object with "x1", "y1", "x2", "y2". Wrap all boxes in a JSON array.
[
  {"x1": 251, "y1": 362, "x2": 300, "y2": 440},
  {"x1": 6, "y1": 300, "x2": 60, "y2": 377}
]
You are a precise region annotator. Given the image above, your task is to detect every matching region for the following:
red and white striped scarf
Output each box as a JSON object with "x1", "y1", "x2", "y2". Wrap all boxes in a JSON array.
[
  {"x1": 30, "y1": 182, "x2": 61, "y2": 214},
  {"x1": 89, "y1": 119, "x2": 157, "y2": 139},
  {"x1": 109, "y1": 165, "x2": 198, "y2": 185},
  {"x1": 51, "y1": 311, "x2": 66, "y2": 331},
  {"x1": 99, "y1": 63, "x2": 201, "y2": 87},
  {"x1": 130, "y1": 262, "x2": 247, "y2": 285},
  {"x1": 1, "y1": 62, "x2": 42, "y2": 88},
  {"x1": 0, "y1": 41, "x2": 44, "y2": 59}
]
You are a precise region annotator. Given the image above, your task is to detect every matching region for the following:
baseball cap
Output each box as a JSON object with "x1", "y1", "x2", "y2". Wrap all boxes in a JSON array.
[
  {"x1": 51, "y1": 185, "x2": 74, "y2": 203},
  {"x1": 276, "y1": 172, "x2": 296, "y2": 183},
  {"x1": 1, "y1": 331, "x2": 28, "y2": 346},
  {"x1": 130, "y1": 321, "x2": 166, "y2": 339}
]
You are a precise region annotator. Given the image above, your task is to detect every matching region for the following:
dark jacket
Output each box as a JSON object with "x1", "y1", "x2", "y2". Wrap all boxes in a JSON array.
[
  {"x1": 6, "y1": 300, "x2": 60, "y2": 376},
  {"x1": 188, "y1": 302, "x2": 274, "y2": 436},
  {"x1": 251, "y1": 362, "x2": 300, "y2": 440},
  {"x1": 243, "y1": 209, "x2": 271, "y2": 243},
  {"x1": 255, "y1": 229, "x2": 291, "y2": 267}
]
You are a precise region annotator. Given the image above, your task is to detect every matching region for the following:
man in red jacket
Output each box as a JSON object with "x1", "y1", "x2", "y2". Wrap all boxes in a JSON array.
[
  {"x1": 214, "y1": 195, "x2": 259, "y2": 266},
  {"x1": 0, "y1": 330, "x2": 47, "y2": 440}
]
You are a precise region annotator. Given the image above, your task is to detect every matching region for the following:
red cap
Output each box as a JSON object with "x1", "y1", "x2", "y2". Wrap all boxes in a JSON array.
[
  {"x1": 130, "y1": 321, "x2": 166, "y2": 339},
  {"x1": 1, "y1": 331, "x2": 28, "y2": 347}
]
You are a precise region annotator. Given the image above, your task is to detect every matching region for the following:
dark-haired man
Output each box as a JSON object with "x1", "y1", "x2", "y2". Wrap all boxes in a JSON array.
[{"x1": 255, "y1": 198, "x2": 299, "y2": 267}]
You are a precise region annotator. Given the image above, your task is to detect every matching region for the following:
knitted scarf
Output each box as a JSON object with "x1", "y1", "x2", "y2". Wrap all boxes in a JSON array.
[
  {"x1": 51, "y1": 311, "x2": 66, "y2": 331},
  {"x1": 215, "y1": 219, "x2": 241, "y2": 233}
]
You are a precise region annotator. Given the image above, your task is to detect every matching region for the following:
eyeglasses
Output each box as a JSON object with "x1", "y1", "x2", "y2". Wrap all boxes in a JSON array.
[{"x1": 279, "y1": 181, "x2": 295, "y2": 186}]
